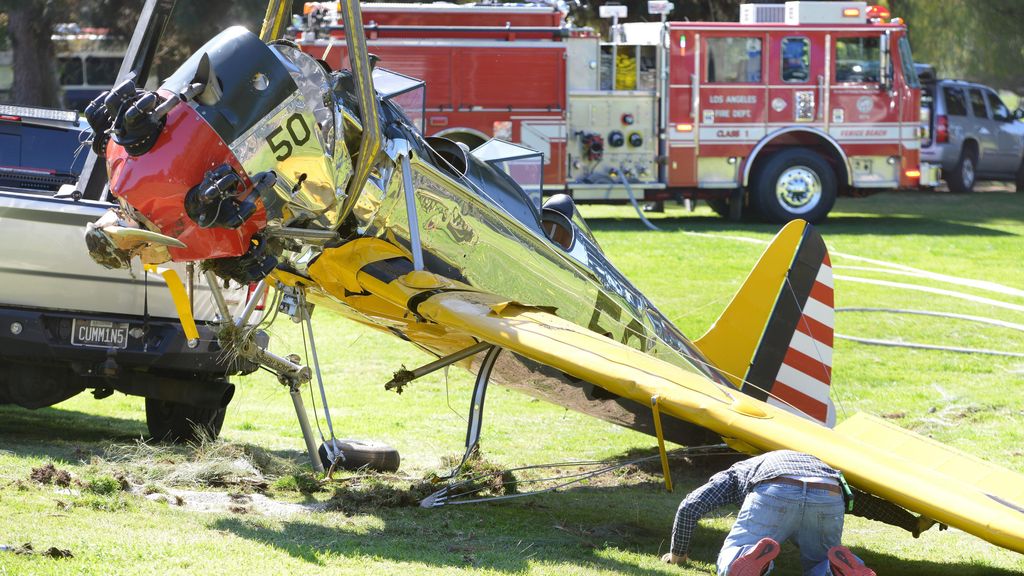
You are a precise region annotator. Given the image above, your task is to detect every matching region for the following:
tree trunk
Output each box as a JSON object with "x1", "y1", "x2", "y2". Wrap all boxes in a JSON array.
[{"x1": 8, "y1": 1, "x2": 62, "y2": 108}]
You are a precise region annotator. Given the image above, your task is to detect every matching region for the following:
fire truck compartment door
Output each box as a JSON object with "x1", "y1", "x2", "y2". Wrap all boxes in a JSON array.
[
  {"x1": 567, "y1": 92, "x2": 659, "y2": 185},
  {"x1": 567, "y1": 37, "x2": 600, "y2": 92}
]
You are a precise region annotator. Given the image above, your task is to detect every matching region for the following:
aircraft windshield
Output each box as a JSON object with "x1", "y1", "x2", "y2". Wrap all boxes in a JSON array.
[
  {"x1": 471, "y1": 139, "x2": 544, "y2": 208},
  {"x1": 373, "y1": 68, "x2": 425, "y2": 133}
]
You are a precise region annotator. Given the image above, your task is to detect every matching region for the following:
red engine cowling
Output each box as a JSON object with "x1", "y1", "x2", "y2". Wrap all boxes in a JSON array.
[{"x1": 105, "y1": 93, "x2": 267, "y2": 262}]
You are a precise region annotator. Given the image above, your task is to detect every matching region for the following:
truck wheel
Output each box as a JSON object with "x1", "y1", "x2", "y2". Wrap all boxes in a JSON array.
[
  {"x1": 753, "y1": 148, "x2": 836, "y2": 224},
  {"x1": 948, "y1": 147, "x2": 977, "y2": 193},
  {"x1": 318, "y1": 439, "x2": 400, "y2": 472},
  {"x1": 146, "y1": 398, "x2": 226, "y2": 443},
  {"x1": 706, "y1": 191, "x2": 746, "y2": 221}
]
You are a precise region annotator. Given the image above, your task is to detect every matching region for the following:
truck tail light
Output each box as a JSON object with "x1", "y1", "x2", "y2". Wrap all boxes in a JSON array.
[
  {"x1": 905, "y1": 169, "x2": 921, "y2": 179},
  {"x1": 935, "y1": 115, "x2": 949, "y2": 143}
]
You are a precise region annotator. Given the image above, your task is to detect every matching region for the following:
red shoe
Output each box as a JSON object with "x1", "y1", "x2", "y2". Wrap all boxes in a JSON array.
[
  {"x1": 828, "y1": 546, "x2": 876, "y2": 576},
  {"x1": 728, "y1": 537, "x2": 779, "y2": 576}
]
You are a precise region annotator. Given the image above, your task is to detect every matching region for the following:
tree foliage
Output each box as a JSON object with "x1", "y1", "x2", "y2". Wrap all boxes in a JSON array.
[
  {"x1": 3, "y1": 0, "x2": 1023, "y2": 108},
  {"x1": 0, "y1": 0, "x2": 291, "y2": 107},
  {"x1": 1, "y1": 1, "x2": 64, "y2": 106},
  {"x1": 890, "y1": 0, "x2": 1024, "y2": 93}
]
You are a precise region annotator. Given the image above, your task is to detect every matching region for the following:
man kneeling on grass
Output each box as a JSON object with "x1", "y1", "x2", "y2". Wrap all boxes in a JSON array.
[{"x1": 660, "y1": 450, "x2": 876, "y2": 576}]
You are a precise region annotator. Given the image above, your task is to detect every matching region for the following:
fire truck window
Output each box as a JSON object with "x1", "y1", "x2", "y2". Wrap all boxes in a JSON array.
[
  {"x1": 834, "y1": 37, "x2": 880, "y2": 84},
  {"x1": 58, "y1": 57, "x2": 84, "y2": 87},
  {"x1": 943, "y1": 87, "x2": 968, "y2": 117},
  {"x1": 986, "y1": 91, "x2": 1011, "y2": 122},
  {"x1": 781, "y1": 38, "x2": 809, "y2": 83},
  {"x1": 968, "y1": 89, "x2": 989, "y2": 119},
  {"x1": 706, "y1": 37, "x2": 762, "y2": 83},
  {"x1": 897, "y1": 36, "x2": 920, "y2": 89}
]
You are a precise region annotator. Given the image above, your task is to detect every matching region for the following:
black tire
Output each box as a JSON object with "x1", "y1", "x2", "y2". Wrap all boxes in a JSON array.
[
  {"x1": 947, "y1": 146, "x2": 977, "y2": 193},
  {"x1": 319, "y1": 439, "x2": 400, "y2": 472},
  {"x1": 706, "y1": 189, "x2": 746, "y2": 221},
  {"x1": 146, "y1": 398, "x2": 226, "y2": 443},
  {"x1": 706, "y1": 198, "x2": 730, "y2": 217},
  {"x1": 752, "y1": 148, "x2": 836, "y2": 224},
  {"x1": 1015, "y1": 159, "x2": 1024, "y2": 193}
]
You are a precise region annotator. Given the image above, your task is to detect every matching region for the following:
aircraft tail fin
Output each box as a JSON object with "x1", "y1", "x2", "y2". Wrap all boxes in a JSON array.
[{"x1": 693, "y1": 220, "x2": 836, "y2": 426}]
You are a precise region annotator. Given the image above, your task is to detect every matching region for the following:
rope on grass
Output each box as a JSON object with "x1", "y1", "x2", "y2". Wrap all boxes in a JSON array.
[{"x1": 835, "y1": 307, "x2": 1024, "y2": 357}]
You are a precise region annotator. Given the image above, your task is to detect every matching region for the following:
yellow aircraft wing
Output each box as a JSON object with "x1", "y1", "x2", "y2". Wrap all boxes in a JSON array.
[{"x1": 410, "y1": 285, "x2": 1024, "y2": 554}]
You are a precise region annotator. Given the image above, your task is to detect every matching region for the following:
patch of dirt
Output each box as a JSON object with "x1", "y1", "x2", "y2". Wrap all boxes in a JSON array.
[
  {"x1": 1, "y1": 543, "x2": 73, "y2": 559},
  {"x1": 324, "y1": 477, "x2": 437, "y2": 514},
  {"x1": 137, "y1": 486, "x2": 324, "y2": 518},
  {"x1": 29, "y1": 463, "x2": 71, "y2": 487}
]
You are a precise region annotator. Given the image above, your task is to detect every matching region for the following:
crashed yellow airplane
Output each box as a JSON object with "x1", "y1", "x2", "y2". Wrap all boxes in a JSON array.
[{"x1": 79, "y1": 0, "x2": 1023, "y2": 556}]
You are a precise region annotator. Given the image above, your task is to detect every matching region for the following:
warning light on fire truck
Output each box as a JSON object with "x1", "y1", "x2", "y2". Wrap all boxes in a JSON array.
[
  {"x1": 866, "y1": 5, "x2": 892, "y2": 21},
  {"x1": 842, "y1": 8, "x2": 862, "y2": 18}
]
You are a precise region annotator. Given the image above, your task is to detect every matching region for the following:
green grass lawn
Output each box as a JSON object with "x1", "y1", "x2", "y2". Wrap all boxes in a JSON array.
[{"x1": 2, "y1": 189, "x2": 1023, "y2": 575}]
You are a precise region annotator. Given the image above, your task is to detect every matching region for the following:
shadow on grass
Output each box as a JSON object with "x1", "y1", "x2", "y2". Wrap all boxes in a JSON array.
[
  {"x1": 585, "y1": 213, "x2": 1016, "y2": 237},
  {"x1": 211, "y1": 482, "x2": 1020, "y2": 576},
  {"x1": 584, "y1": 188, "x2": 1023, "y2": 236},
  {"x1": 213, "y1": 487, "x2": 677, "y2": 575},
  {"x1": 0, "y1": 403, "x2": 309, "y2": 473},
  {"x1": 0, "y1": 403, "x2": 149, "y2": 461}
]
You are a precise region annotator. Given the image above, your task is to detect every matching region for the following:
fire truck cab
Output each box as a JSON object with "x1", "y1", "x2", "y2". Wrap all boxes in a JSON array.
[{"x1": 295, "y1": 1, "x2": 939, "y2": 223}]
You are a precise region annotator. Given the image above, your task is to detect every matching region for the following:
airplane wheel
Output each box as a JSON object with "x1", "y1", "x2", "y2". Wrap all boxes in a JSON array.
[
  {"x1": 754, "y1": 148, "x2": 836, "y2": 224},
  {"x1": 319, "y1": 439, "x2": 400, "y2": 472}
]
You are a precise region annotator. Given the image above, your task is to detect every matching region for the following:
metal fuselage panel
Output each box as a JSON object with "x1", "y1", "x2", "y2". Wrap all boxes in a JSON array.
[{"x1": 293, "y1": 126, "x2": 726, "y2": 442}]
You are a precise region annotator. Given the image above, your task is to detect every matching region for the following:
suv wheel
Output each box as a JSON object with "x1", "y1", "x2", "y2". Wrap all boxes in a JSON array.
[
  {"x1": 753, "y1": 148, "x2": 836, "y2": 224},
  {"x1": 146, "y1": 398, "x2": 227, "y2": 443},
  {"x1": 948, "y1": 148, "x2": 977, "y2": 193}
]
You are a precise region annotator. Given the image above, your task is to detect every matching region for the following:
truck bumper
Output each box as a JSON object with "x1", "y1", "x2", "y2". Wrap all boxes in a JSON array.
[
  {"x1": 919, "y1": 162, "x2": 942, "y2": 187},
  {"x1": 0, "y1": 306, "x2": 255, "y2": 376}
]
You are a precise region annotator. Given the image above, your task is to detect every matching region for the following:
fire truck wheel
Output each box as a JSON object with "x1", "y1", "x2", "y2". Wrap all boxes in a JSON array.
[
  {"x1": 948, "y1": 147, "x2": 977, "y2": 194},
  {"x1": 706, "y1": 198, "x2": 731, "y2": 218},
  {"x1": 754, "y1": 148, "x2": 836, "y2": 224}
]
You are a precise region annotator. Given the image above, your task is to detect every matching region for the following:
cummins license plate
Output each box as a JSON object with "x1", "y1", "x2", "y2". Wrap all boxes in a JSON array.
[{"x1": 71, "y1": 319, "x2": 129, "y2": 349}]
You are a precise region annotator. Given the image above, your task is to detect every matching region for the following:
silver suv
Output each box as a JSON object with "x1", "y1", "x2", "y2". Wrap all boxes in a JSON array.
[{"x1": 921, "y1": 79, "x2": 1024, "y2": 193}]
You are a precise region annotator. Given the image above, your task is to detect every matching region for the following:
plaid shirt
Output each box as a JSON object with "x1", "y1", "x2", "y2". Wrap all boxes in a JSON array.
[{"x1": 670, "y1": 451, "x2": 840, "y2": 556}]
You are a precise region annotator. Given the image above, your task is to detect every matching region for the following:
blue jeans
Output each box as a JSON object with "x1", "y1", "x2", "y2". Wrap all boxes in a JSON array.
[{"x1": 718, "y1": 481, "x2": 852, "y2": 576}]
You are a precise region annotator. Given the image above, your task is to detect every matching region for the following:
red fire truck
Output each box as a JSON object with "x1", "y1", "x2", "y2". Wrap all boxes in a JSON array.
[{"x1": 293, "y1": 1, "x2": 939, "y2": 223}]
